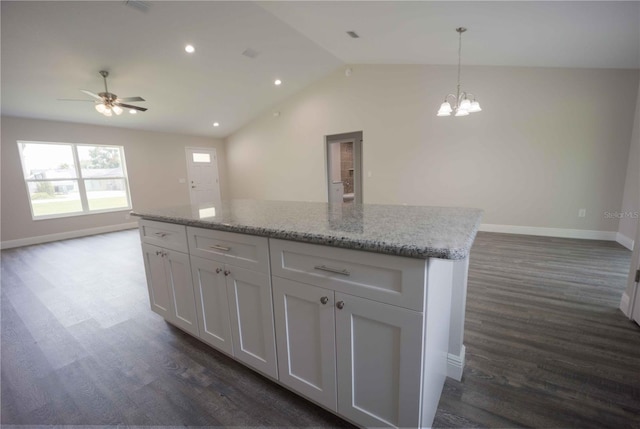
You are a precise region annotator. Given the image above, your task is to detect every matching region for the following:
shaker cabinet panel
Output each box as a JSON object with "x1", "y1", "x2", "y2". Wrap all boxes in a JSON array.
[
  {"x1": 191, "y1": 255, "x2": 234, "y2": 355},
  {"x1": 273, "y1": 277, "x2": 337, "y2": 411},
  {"x1": 227, "y1": 266, "x2": 278, "y2": 379},
  {"x1": 164, "y1": 249, "x2": 199, "y2": 336},
  {"x1": 142, "y1": 243, "x2": 173, "y2": 319},
  {"x1": 335, "y1": 293, "x2": 423, "y2": 429}
]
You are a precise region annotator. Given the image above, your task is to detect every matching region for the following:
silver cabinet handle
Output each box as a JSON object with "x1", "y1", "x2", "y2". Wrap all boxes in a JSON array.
[
  {"x1": 336, "y1": 301, "x2": 345, "y2": 310},
  {"x1": 155, "y1": 250, "x2": 161, "y2": 256},
  {"x1": 153, "y1": 232, "x2": 168, "y2": 238},
  {"x1": 209, "y1": 244, "x2": 231, "y2": 252},
  {"x1": 314, "y1": 265, "x2": 350, "y2": 276},
  {"x1": 215, "y1": 268, "x2": 222, "y2": 274},
  {"x1": 320, "y1": 296, "x2": 329, "y2": 305}
]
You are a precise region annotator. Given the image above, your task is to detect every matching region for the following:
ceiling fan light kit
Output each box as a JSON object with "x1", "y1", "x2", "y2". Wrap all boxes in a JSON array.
[
  {"x1": 437, "y1": 27, "x2": 482, "y2": 117},
  {"x1": 63, "y1": 70, "x2": 148, "y2": 117}
]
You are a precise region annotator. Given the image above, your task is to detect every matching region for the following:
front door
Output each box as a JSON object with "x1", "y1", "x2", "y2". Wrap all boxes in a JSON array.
[{"x1": 186, "y1": 148, "x2": 221, "y2": 206}]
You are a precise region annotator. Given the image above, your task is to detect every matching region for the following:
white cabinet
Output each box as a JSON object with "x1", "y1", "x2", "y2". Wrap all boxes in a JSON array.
[
  {"x1": 190, "y1": 256, "x2": 234, "y2": 355},
  {"x1": 335, "y1": 293, "x2": 423, "y2": 428},
  {"x1": 272, "y1": 277, "x2": 337, "y2": 411},
  {"x1": 141, "y1": 242, "x2": 199, "y2": 337},
  {"x1": 273, "y1": 277, "x2": 423, "y2": 427},
  {"x1": 140, "y1": 220, "x2": 455, "y2": 429},
  {"x1": 226, "y1": 265, "x2": 277, "y2": 379},
  {"x1": 188, "y1": 227, "x2": 278, "y2": 379}
]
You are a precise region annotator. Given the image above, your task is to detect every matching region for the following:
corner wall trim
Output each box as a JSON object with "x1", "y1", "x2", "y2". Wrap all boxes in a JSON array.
[
  {"x1": 619, "y1": 292, "x2": 631, "y2": 318},
  {"x1": 1, "y1": 222, "x2": 138, "y2": 250},
  {"x1": 447, "y1": 345, "x2": 465, "y2": 381},
  {"x1": 479, "y1": 224, "x2": 618, "y2": 241},
  {"x1": 616, "y1": 232, "x2": 635, "y2": 251}
]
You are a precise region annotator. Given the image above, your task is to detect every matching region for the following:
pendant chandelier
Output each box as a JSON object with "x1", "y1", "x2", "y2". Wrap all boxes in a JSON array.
[{"x1": 437, "y1": 27, "x2": 481, "y2": 117}]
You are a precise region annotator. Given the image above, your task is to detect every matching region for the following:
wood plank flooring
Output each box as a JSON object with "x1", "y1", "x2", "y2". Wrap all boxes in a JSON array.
[{"x1": 1, "y1": 230, "x2": 639, "y2": 428}]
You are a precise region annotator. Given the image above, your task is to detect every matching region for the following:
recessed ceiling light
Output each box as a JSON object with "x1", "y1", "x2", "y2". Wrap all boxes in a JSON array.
[
  {"x1": 185, "y1": 44, "x2": 195, "y2": 53},
  {"x1": 213, "y1": 122, "x2": 220, "y2": 127},
  {"x1": 274, "y1": 79, "x2": 282, "y2": 86},
  {"x1": 129, "y1": 109, "x2": 137, "y2": 115}
]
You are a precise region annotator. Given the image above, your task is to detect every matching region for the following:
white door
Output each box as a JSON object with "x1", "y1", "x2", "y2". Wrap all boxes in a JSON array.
[
  {"x1": 164, "y1": 249, "x2": 199, "y2": 336},
  {"x1": 335, "y1": 293, "x2": 423, "y2": 428},
  {"x1": 191, "y1": 255, "x2": 234, "y2": 355},
  {"x1": 186, "y1": 148, "x2": 221, "y2": 206},
  {"x1": 226, "y1": 266, "x2": 278, "y2": 379},
  {"x1": 142, "y1": 243, "x2": 172, "y2": 320},
  {"x1": 273, "y1": 278, "x2": 337, "y2": 411}
]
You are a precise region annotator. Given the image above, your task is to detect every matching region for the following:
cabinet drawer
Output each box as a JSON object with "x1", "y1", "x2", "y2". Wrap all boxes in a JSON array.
[
  {"x1": 187, "y1": 227, "x2": 270, "y2": 274},
  {"x1": 270, "y1": 239, "x2": 425, "y2": 311},
  {"x1": 139, "y1": 219, "x2": 188, "y2": 253}
]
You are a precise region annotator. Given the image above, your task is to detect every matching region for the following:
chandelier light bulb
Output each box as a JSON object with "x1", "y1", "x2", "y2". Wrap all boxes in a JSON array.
[
  {"x1": 454, "y1": 108, "x2": 469, "y2": 117},
  {"x1": 103, "y1": 108, "x2": 113, "y2": 117},
  {"x1": 112, "y1": 105, "x2": 123, "y2": 115},
  {"x1": 95, "y1": 103, "x2": 107, "y2": 113},
  {"x1": 437, "y1": 101, "x2": 453, "y2": 116},
  {"x1": 468, "y1": 101, "x2": 482, "y2": 113},
  {"x1": 459, "y1": 98, "x2": 472, "y2": 110}
]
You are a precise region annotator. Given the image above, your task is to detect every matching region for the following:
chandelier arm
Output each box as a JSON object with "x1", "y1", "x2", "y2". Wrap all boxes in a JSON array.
[{"x1": 456, "y1": 28, "x2": 463, "y2": 107}]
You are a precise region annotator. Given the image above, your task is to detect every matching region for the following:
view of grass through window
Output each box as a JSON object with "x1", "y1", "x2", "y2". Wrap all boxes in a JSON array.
[{"x1": 18, "y1": 142, "x2": 131, "y2": 218}]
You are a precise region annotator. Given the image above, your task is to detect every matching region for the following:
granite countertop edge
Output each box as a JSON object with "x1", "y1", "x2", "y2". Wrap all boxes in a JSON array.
[{"x1": 131, "y1": 211, "x2": 481, "y2": 260}]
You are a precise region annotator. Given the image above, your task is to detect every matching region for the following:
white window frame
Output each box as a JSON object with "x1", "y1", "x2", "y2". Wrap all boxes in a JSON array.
[{"x1": 17, "y1": 140, "x2": 132, "y2": 220}]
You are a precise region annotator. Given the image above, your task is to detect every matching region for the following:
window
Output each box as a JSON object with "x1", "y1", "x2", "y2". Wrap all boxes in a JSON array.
[{"x1": 18, "y1": 141, "x2": 132, "y2": 219}]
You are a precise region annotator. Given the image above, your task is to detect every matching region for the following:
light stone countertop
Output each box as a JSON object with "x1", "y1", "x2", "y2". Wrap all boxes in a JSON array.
[{"x1": 131, "y1": 199, "x2": 483, "y2": 260}]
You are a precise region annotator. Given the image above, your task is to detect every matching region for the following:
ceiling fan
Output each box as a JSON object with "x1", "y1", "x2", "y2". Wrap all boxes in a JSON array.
[{"x1": 60, "y1": 70, "x2": 147, "y2": 116}]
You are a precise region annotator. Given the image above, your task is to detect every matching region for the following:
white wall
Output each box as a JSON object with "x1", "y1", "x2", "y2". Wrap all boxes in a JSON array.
[
  {"x1": 1, "y1": 116, "x2": 226, "y2": 244},
  {"x1": 225, "y1": 65, "x2": 639, "y2": 233},
  {"x1": 618, "y1": 80, "x2": 640, "y2": 248}
]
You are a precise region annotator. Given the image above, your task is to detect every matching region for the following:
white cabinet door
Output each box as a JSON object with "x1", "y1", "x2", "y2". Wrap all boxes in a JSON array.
[
  {"x1": 273, "y1": 277, "x2": 337, "y2": 411},
  {"x1": 226, "y1": 266, "x2": 278, "y2": 379},
  {"x1": 191, "y1": 255, "x2": 234, "y2": 355},
  {"x1": 142, "y1": 243, "x2": 173, "y2": 320},
  {"x1": 335, "y1": 293, "x2": 424, "y2": 428},
  {"x1": 164, "y1": 249, "x2": 199, "y2": 337}
]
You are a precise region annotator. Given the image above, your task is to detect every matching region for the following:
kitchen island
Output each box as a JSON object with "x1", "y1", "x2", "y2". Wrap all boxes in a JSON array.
[{"x1": 132, "y1": 199, "x2": 482, "y2": 428}]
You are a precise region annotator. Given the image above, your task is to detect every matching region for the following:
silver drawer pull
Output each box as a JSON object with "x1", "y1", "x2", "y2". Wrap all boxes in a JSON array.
[
  {"x1": 314, "y1": 265, "x2": 350, "y2": 276},
  {"x1": 209, "y1": 244, "x2": 231, "y2": 252},
  {"x1": 153, "y1": 232, "x2": 168, "y2": 238}
]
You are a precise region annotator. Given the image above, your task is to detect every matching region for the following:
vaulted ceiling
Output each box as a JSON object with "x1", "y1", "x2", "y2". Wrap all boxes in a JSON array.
[{"x1": 2, "y1": 1, "x2": 638, "y2": 138}]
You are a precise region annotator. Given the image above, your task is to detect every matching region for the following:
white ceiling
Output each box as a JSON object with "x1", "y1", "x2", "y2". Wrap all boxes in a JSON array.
[{"x1": 2, "y1": 1, "x2": 639, "y2": 139}]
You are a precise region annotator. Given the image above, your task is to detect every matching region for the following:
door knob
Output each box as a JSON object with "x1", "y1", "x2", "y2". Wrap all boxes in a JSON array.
[
  {"x1": 320, "y1": 296, "x2": 329, "y2": 305},
  {"x1": 336, "y1": 301, "x2": 345, "y2": 310}
]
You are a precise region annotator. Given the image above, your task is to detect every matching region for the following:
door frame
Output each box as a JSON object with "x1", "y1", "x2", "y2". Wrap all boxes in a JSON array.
[
  {"x1": 325, "y1": 131, "x2": 363, "y2": 204},
  {"x1": 185, "y1": 147, "x2": 221, "y2": 206}
]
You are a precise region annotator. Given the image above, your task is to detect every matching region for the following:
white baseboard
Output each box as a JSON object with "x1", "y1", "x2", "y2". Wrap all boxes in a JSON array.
[
  {"x1": 1, "y1": 222, "x2": 138, "y2": 249},
  {"x1": 616, "y1": 232, "x2": 635, "y2": 250},
  {"x1": 447, "y1": 345, "x2": 465, "y2": 381},
  {"x1": 480, "y1": 224, "x2": 617, "y2": 241},
  {"x1": 619, "y1": 292, "x2": 631, "y2": 318}
]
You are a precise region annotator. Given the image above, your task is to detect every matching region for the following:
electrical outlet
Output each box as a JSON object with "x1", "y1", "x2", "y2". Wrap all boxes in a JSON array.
[{"x1": 578, "y1": 208, "x2": 586, "y2": 218}]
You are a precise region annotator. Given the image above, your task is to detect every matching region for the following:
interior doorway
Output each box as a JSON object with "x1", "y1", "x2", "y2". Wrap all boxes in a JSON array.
[
  {"x1": 186, "y1": 147, "x2": 221, "y2": 206},
  {"x1": 325, "y1": 131, "x2": 363, "y2": 204}
]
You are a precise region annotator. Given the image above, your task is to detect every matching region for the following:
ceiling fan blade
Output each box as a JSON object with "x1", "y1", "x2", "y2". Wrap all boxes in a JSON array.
[
  {"x1": 80, "y1": 89, "x2": 103, "y2": 100},
  {"x1": 57, "y1": 98, "x2": 95, "y2": 102},
  {"x1": 117, "y1": 96, "x2": 145, "y2": 102},
  {"x1": 114, "y1": 102, "x2": 147, "y2": 112}
]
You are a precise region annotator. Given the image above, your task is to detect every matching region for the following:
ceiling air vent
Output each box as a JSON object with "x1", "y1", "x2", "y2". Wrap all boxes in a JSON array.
[
  {"x1": 242, "y1": 48, "x2": 260, "y2": 59},
  {"x1": 346, "y1": 31, "x2": 360, "y2": 39},
  {"x1": 124, "y1": 0, "x2": 150, "y2": 12}
]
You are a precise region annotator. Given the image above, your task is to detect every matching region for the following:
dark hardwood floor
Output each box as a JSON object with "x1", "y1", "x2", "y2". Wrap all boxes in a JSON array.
[{"x1": 1, "y1": 230, "x2": 638, "y2": 428}]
